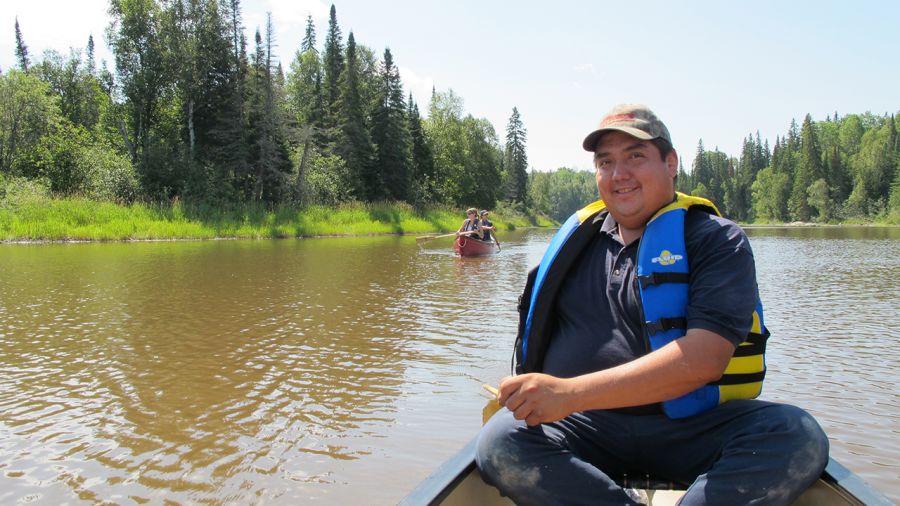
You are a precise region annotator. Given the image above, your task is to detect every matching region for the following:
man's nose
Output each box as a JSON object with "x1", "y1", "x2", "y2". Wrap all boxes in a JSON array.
[{"x1": 610, "y1": 161, "x2": 630, "y2": 179}]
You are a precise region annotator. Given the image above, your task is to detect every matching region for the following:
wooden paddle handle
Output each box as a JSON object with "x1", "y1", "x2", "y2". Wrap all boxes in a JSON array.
[{"x1": 482, "y1": 383, "x2": 499, "y2": 397}]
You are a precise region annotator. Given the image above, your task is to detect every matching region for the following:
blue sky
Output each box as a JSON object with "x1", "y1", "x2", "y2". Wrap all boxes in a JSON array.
[{"x1": 2, "y1": 0, "x2": 898, "y2": 172}]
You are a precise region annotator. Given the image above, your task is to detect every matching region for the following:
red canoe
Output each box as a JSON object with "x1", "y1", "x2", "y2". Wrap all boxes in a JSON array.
[{"x1": 454, "y1": 236, "x2": 499, "y2": 257}]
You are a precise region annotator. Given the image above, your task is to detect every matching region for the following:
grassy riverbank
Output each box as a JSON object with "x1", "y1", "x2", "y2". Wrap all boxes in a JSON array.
[{"x1": 0, "y1": 196, "x2": 554, "y2": 242}]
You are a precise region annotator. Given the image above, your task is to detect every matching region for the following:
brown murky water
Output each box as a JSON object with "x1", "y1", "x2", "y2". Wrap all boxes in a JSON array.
[{"x1": 0, "y1": 227, "x2": 897, "y2": 504}]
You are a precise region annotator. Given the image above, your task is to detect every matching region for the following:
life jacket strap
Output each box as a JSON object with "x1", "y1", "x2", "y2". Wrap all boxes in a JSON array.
[
  {"x1": 637, "y1": 272, "x2": 690, "y2": 288},
  {"x1": 732, "y1": 329, "x2": 770, "y2": 357},
  {"x1": 711, "y1": 371, "x2": 766, "y2": 385},
  {"x1": 644, "y1": 317, "x2": 687, "y2": 336}
]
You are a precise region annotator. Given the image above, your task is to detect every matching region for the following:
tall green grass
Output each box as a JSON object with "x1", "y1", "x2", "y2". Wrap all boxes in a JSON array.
[{"x1": 0, "y1": 196, "x2": 552, "y2": 242}]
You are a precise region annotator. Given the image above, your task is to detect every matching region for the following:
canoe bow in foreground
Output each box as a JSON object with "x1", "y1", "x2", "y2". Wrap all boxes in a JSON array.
[{"x1": 400, "y1": 437, "x2": 894, "y2": 506}]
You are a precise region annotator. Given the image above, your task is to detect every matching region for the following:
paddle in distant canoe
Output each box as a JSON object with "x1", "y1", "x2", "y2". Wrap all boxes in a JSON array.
[{"x1": 454, "y1": 235, "x2": 499, "y2": 257}]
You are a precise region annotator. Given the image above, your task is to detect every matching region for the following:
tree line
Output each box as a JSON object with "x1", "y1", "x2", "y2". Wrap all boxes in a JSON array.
[
  {"x1": 0, "y1": 1, "x2": 530, "y2": 210},
  {"x1": 676, "y1": 112, "x2": 899, "y2": 223},
  {"x1": 530, "y1": 112, "x2": 899, "y2": 224}
]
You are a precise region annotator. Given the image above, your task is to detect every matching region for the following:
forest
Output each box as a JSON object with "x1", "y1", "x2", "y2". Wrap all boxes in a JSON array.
[
  {"x1": 0, "y1": 0, "x2": 898, "y2": 227},
  {"x1": 0, "y1": 1, "x2": 527, "y2": 214}
]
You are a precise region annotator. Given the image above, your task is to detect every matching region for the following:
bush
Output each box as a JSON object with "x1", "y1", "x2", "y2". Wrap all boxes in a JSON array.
[
  {"x1": 303, "y1": 152, "x2": 354, "y2": 205},
  {"x1": 82, "y1": 144, "x2": 140, "y2": 202},
  {"x1": 0, "y1": 174, "x2": 51, "y2": 208}
]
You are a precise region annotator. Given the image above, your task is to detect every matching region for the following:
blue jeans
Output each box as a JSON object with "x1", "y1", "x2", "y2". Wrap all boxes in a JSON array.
[{"x1": 476, "y1": 400, "x2": 828, "y2": 506}]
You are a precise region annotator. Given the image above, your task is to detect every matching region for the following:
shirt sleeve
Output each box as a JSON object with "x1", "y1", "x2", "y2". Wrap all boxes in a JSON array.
[{"x1": 684, "y1": 209, "x2": 759, "y2": 347}]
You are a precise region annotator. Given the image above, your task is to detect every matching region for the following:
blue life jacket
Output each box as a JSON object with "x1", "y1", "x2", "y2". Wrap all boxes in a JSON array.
[{"x1": 514, "y1": 193, "x2": 768, "y2": 419}]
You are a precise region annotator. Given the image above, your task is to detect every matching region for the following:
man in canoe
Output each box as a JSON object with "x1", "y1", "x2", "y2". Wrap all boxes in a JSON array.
[
  {"x1": 476, "y1": 104, "x2": 829, "y2": 505},
  {"x1": 479, "y1": 210, "x2": 495, "y2": 242}
]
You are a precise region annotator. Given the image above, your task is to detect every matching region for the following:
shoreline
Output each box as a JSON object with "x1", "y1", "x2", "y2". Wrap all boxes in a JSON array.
[
  {"x1": 0, "y1": 198, "x2": 556, "y2": 245},
  {"x1": 3, "y1": 223, "x2": 896, "y2": 246}
]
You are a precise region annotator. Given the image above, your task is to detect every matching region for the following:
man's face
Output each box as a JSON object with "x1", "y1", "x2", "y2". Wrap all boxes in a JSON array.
[{"x1": 593, "y1": 130, "x2": 677, "y2": 231}]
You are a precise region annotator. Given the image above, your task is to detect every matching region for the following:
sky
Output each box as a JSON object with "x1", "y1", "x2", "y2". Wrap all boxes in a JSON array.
[{"x1": 1, "y1": 0, "x2": 898, "y2": 172}]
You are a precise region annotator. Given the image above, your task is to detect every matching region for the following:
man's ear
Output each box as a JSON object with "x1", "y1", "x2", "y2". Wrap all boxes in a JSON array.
[{"x1": 666, "y1": 150, "x2": 678, "y2": 177}]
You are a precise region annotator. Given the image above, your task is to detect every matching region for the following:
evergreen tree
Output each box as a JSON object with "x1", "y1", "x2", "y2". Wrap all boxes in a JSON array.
[
  {"x1": 246, "y1": 17, "x2": 291, "y2": 202},
  {"x1": 285, "y1": 16, "x2": 325, "y2": 200},
  {"x1": 371, "y1": 48, "x2": 410, "y2": 201},
  {"x1": 788, "y1": 114, "x2": 820, "y2": 221},
  {"x1": 337, "y1": 32, "x2": 375, "y2": 199},
  {"x1": 301, "y1": 15, "x2": 316, "y2": 52},
  {"x1": 86, "y1": 35, "x2": 96, "y2": 75},
  {"x1": 675, "y1": 158, "x2": 691, "y2": 194},
  {"x1": 691, "y1": 139, "x2": 711, "y2": 196},
  {"x1": 322, "y1": 4, "x2": 344, "y2": 139},
  {"x1": 504, "y1": 107, "x2": 528, "y2": 204},
  {"x1": 14, "y1": 18, "x2": 30, "y2": 72},
  {"x1": 408, "y1": 93, "x2": 435, "y2": 203},
  {"x1": 215, "y1": 0, "x2": 250, "y2": 199}
]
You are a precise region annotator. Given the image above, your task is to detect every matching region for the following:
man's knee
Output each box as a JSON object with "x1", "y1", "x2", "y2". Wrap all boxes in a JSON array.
[
  {"x1": 771, "y1": 404, "x2": 829, "y2": 477},
  {"x1": 763, "y1": 404, "x2": 828, "y2": 454},
  {"x1": 475, "y1": 411, "x2": 546, "y2": 492}
]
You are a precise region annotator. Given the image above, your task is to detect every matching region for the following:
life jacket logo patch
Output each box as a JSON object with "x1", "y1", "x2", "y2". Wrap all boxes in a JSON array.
[{"x1": 651, "y1": 249, "x2": 683, "y2": 266}]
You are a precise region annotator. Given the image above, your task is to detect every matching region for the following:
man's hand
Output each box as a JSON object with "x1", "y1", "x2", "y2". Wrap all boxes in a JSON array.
[{"x1": 499, "y1": 373, "x2": 575, "y2": 426}]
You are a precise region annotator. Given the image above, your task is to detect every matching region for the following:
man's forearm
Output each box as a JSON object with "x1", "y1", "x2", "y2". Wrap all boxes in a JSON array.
[{"x1": 568, "y1": 329, "x2": 735, "y2": 412}]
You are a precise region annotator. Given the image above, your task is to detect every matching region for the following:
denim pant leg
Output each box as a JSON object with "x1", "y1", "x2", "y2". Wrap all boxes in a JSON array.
[
  {"x1": 476, "y1": 409, "x2": 644, "y2": 506},
  {"x1": 633, "y1": 400, "x2": 830, "y2": 506}
]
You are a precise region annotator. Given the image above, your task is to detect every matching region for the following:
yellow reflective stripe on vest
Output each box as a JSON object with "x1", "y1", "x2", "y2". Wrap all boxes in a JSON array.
[{"x1": 719, "y1": 382, "x2": 763, "y2": 403}]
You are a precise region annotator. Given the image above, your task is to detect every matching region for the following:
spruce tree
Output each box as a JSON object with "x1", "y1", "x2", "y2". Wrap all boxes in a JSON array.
[
  {"x1": 788, "y1": 114, "x2": 821, "y2": 221},
  {"x1": 301, "y1": 15, "x2": 316, "y2": 53},
  {"x1": 14, "y1": 18, "x2": 29, "y2": 72},
  {"x1": 246, "y1": 18, "x2": 291, "y2": 202},
  {"x1": 408, "y1": 93, "x2": 435, "y2": 202},
  {"x1": 371, "y1": 48, "x2": 410, "y2": 201},
  {"x1": 504, "y1": 107, "x2": 528, "y2": 204},
  {"x1": 86, "y1": 35, "x2": 96, "y2": 75},
  {"x1": 322, "y1": 4, "x2": 344, "y2": 138},
  {"x1": 337, "y1": 32, "x2": 375, "y2": 199}
]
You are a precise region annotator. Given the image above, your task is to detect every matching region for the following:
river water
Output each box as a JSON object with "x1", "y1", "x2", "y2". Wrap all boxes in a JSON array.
[{"x1": 0, "y1": 227, "x2": 897, "y2": 504}]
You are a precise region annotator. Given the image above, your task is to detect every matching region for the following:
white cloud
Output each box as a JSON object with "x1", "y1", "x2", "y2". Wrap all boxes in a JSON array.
[
  {"x1": 398, "y1": 65, "x2": 434, "y2": 111},
  {"x1": 573, "y1": 63, "x2": 597, "y2": 75}
]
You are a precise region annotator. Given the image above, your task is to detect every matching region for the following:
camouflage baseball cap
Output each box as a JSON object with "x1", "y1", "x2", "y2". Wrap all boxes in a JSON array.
[{"x1": 582, "y1": 103, "x2": 671, "y2": 151}]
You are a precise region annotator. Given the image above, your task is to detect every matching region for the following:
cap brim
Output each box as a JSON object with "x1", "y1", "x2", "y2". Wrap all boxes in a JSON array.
[{"x1": 582, "y1": 126, "x2": 655, "y2": 152}]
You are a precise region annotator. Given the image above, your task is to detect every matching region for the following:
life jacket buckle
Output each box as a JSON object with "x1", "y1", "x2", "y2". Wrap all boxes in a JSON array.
[{"x1": 644, "y1": 317, "x2": 687, "y2": 336}]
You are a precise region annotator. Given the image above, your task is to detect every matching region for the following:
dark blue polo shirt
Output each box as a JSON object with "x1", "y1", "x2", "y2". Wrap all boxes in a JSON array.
[{"x1": 541, "y1": 208, "x2": 759, "y2": 413}]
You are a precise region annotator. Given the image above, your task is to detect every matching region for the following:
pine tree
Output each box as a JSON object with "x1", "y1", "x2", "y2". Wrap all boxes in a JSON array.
[
  {"x1": 301, "y1": 15, "x2": 316, "y2": 52},
  {"x1": 408, "y1": 93, "x2": 435, "y2": 203},
  {"x1": 691, "y1": 139, "x2": 710, "y2": 195},
  {"x1": 788, "y1": 114, "x2": 821, "y2": 221},
  {"x1": 246, "y1": 17, "x2": 291, "y2": 202},
  {"x1": 86, "y1": 35, "x2": 96, "y2": 75},
  {"x1": 14, "y1": 18, "x2": 30, "y2": 72},
  {"x1": 371, "y1": 48, "x2": 410, "y2": 201},
  {"x1": 215, "y1": 0, "x2": 250, "y2": 198},
  {"x1": 322, "y1": 4, "x2": 344, "y2": 138},
  {"x1": 337, "y1": 32, "x2": 375, "y2": 199},
  {"x1": 504, "y1": 107, "x2": 528, "y2": 204},
  {"x1": 675, "y1": 158, "x2": 691, "y2": 194}
]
